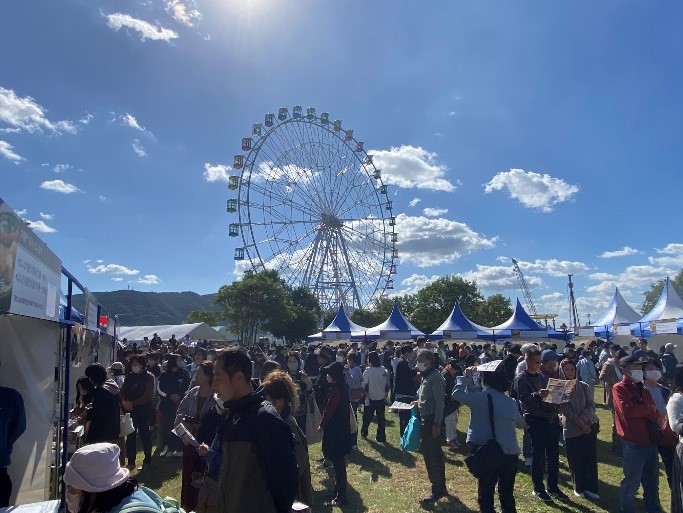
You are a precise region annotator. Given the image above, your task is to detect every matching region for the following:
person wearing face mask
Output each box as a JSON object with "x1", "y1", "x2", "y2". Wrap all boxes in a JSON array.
[
  {"x1": 514, "y1": 348, "x2": 568, "y2": 503},
  {"x1": 120, "y1": 355, "x2": 155, "y2": 471},
  {"x1": 283, "y1": 352, "x2": 312, "y2": 433},
  {"x1": 414, "y1": 349, "x2": 448, "y2": 505},
  {"x1": 643, "y1": 359, "x2": 678, "y2": 486},
  {"x1": 262, "y1": 370, "x2": 313, "y2": 510},
  {"x1": 394, "y1": 345, "x2": 417, "y2": 437},
  {"x1": 63, "y1": 443, "x2": 160, "y2": 513},
  {"x1": 175, "y1": 361, "x2": 217, "y2": 511},
  {"x1": 317, "y1": 361, "x2": 351, "y2": 506},
  {"x1": 613, "y1": 355, "x2": 663, "y2": 513},
  {"x1": 558, "y1": 359, "x2": 600, "y2": 500},
  {"x1": 157, "y1": 355, "x2": 190, "y2": 457},
  {"x1": 345, "y1": 352, "x2": 363, "y2": 450}
]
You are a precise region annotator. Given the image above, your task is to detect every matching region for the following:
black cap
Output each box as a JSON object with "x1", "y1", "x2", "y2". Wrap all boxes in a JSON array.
[{"x1": 619, "y1": 355, "x2": 647, "y2": 367}]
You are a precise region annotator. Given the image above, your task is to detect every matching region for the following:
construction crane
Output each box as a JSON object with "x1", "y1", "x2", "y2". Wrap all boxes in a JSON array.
[
  {"x1": 567, "y1": 274, "x2": 581, "y2": 329},
  {"x1": 511, "y1": 258, "x2": 538, "y2": 316},
  {"x1": 511, "y1": 258, "x2": 558, "y2": 327}
]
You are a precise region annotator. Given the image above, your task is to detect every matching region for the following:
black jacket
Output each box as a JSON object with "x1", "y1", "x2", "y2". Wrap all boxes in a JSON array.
[
  {"x1": 159, "y1": 369, "x2": 190, "y2": 413},
  {"x1": 514, "y1": 371, "x2": 559, "y2": 421},
  {"x1": 86, "y1": 380, "x2": 120, "y2": 443},
  {"x1": 394, "y1": 359, "x2": 417, "y2": 398},
  {"x1": 218, "y1": 392, "x2": 298, "y2": 513}
]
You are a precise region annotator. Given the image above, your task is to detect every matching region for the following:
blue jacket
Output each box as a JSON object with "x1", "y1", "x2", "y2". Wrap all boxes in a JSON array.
[{"x1": 0, "y1": 386, "x2": 26, "y2": 468}]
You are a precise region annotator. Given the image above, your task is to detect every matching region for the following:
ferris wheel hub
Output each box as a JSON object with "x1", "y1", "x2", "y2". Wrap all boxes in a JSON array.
[{"x1": 320, "y1": 212, "x2": 343, "y2": 228}]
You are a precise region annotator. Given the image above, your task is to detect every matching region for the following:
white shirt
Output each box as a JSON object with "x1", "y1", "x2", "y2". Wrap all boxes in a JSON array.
[
  {"x1": 363, "y1": 366, "x2": 388, "y2": 401},
  {"x1": 667, "y1": 392, "x2": 683, "y2": 439}
]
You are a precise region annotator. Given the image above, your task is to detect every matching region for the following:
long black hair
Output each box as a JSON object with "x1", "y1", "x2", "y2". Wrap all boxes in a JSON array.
[{"x1": 78, "y1": 478, "x2": 138, "y2": 513}]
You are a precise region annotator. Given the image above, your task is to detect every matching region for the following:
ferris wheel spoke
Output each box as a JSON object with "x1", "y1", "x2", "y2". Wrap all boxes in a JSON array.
[{"x1": 247, "y1": 181, "x2": 320, "y2": 218}]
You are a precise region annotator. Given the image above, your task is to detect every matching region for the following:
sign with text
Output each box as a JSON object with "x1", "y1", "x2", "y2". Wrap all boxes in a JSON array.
[
  {"x1": 0, "y1": 198, "x2": 61, "y2": 321},
  {"x1": 84, "y1": 289, "x2": 98, "y2": 331},
  {"x1": 653, "y1": 320, "x2": 678, "y2": 334},
  {"x1": 579, "y1": 327, "x2": 596, "y2": 337}
]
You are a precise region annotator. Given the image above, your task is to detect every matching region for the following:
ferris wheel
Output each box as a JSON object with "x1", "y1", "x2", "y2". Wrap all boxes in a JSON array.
[{"x1": 227, "y1": 106, "x2": 398, "y2": 312}]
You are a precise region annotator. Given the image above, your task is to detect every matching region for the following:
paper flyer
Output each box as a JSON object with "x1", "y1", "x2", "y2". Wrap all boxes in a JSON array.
[
  {"x1": 476, "y1": 360, "x2": 503, "y2": 372},
  {"x1": 389, "y1": 401, "x2": 414, "y2": 411},
  {"x1": 543, "y1": 378, "x2": 575, "y2": 404}
]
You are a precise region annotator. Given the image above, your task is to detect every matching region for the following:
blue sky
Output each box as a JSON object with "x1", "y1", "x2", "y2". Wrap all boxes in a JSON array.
[{"x1": 2, "y1": 0, "x2": 683, "y2": 326}]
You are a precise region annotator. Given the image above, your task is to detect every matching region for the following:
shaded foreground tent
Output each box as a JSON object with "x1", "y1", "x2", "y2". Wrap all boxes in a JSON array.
[
  {"x1": 631, "y1": 277, "x2": 683, "y2": 337},
  {"x1": 430, "y1": 303, "x2": 482, "y2": 339},
  {"x1": 308, "y1": 304, "x2": 370, "y2": 341},
  {"x1": 368, "y1": 303, "x2": 425, "y2": 339},
  {"x1": 592, "y1": 287, "x2": 641, "y2": 338},
  {"x1": 118, "y1": 322, "x2": 225, "y2": 343}
]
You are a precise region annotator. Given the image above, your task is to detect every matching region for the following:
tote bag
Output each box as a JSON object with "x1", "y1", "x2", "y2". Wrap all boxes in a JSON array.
[
  {"x1": 400, "y1": 408, "x2": 421, "y2": 452},
  {"x1": 305, "y1": 395, "x2": 323, "y2": 445}
]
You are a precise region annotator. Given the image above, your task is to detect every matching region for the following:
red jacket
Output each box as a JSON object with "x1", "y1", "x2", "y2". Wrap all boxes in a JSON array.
[{"x1": 612, "y1": 378, "x2": 660, "y2": 447}]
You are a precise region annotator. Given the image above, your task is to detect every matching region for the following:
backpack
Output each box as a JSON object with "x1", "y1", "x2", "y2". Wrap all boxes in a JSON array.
[{"x1": 116, "y1": 486, "x2": 185, "y2": 513}]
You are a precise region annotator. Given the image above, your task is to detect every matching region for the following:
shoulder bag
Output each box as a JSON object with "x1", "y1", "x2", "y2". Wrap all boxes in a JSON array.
[{"x1": 464, "y1": 394, "x2": 504, "y2": 478}]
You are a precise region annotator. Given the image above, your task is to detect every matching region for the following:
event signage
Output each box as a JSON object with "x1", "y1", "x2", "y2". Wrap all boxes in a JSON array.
[
  {"x1": 652, "y1": 320, "x2": 678, "y2": 334},
  {"x1": 578, "y1": 327, "x2": 595, "y2": 337},
  {"x1": 84, "y1": 289, "x2": 98, "y2": 331},
  {"x1": 0, "y1": 197, "x2": 61, "y2": 321},
  {"x1": 614, "y1": 324, "x2": 632, "y2": 336}
]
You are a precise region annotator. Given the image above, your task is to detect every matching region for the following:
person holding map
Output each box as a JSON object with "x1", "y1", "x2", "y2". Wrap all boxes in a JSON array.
[{"x1": 558, "y1": 359, "x2": 600, "y2": 500}]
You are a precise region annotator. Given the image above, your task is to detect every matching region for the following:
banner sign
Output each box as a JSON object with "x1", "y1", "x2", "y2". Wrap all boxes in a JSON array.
[
  {"x1": 99, "y1": 314, "x2": 109, "y2": 331},
  {"x1": 84, "y1": 289, "x2": 98, "y2": 331},
  {"x1": 579, "y1": 327, "x2": 596, "y2": 337},
  {"x1": 652, "y1": 320, "x2": 678, "y2": 334},
  {"x1": 0, "y1": 198, "x2": 61, "y2": 321},
  {"x1": 615, "y1": 324, "x2": 633, "y2": 336}
]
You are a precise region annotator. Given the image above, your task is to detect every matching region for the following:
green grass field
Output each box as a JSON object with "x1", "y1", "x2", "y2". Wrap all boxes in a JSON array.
[{"x1": 132, "y1": 388, "x2": 673, "y2": 513}]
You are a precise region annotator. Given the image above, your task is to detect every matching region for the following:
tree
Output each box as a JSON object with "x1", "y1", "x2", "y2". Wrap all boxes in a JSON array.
[
  {"x1": 186, "y1": 310, "x2": 218, "y2": 326},
  {"x1": 214, "y1": 270, "x2": 290, "y2": 346},
  {"x1": 409, "y1": 276, "x2": 483, "y2": 334},
  {"x1": 641, "y1": 269, "x2": 683, "y2": 314},
  {"x1": 473, "y1": 294, "x2": 513, "y2": 327},
  {"x1": 277, "y1": 286, "x2": 322, "y2": 344},
  {"x1": 349, "y1": 297, "x2": 395, "y2": 328}
]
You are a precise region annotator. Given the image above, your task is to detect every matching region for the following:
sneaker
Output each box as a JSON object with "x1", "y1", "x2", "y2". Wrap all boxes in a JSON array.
[
  {"x1": 324, "y1": 497, "x2": 348, "y2": 506},
  {"x1": 532, "y1": 490, "x2": 553, "y2": 502},
  {"x1": 573, "y1": 491, "x2": 585, "y2": 498},
  {"x1": 316, "y1": 460, "x2": 333, "y2": 469},
  {"x1": 173, "y1": 451, "x2": 183, "y2": 457},
  {"x1": 137, "y1": 460, "x2": 151, "y2": 471},
  {"x1": 548, "y1": 489, "x2": 569, "y2": 501},
  {"x1": 583, "y1": 490, "x2": 600, "y2": 500},
  {"x1": 524, "y1": 457, "x2": 532, "y2": 467}
]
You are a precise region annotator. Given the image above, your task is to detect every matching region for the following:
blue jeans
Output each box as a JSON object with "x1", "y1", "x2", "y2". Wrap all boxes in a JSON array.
[{"x1": 620, "y1": 440, "x2": 662, "y2": 513}]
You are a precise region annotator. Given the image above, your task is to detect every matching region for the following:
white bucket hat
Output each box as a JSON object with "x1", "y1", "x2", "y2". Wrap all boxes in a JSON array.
[{"x1": 64, "y1": 443, "x2": 130, "y2": 493}]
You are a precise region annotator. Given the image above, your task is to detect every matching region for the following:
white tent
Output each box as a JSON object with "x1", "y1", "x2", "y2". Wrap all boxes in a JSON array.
[
  {"x1": 118, "y1": 322, "x2": 225, "y2": 343},
  {"x1": 213, "y1": 325, "x2": 239, "y2": 342}
]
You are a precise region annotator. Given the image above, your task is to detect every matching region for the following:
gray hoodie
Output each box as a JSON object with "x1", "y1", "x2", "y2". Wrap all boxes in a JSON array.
[{"x1": 558, "y1": 369, "x2": 598, "y2": 439}]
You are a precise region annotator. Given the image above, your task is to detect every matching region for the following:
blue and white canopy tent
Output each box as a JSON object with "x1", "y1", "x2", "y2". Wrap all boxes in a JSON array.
[
  {"x1": 368, "y1": 303, "x2": 425, "y2": 340},
  {"x1": 631, "y1": 277, "x2": 683, "y2": 337},
  {"x1": 489, "y1": 298, "x2": 549, "y2": 339},
  {"x1": 592, "y1": 287, "x2": 641, "y2": 339},
  {"x1": 307, "y1": 303, "x2": 371, "y2": 341},
  {"x1": 429, "y1": 303, "x2": 481, "y2": 339}
]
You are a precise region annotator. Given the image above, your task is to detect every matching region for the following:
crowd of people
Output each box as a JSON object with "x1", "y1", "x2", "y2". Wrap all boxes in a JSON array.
[{"x1": 5, "y1": 333, "x2": 683, "y2": 513}]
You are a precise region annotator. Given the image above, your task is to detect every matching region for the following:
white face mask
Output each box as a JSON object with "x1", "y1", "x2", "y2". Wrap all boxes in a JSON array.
[
  {"x1": 629, "y1": 369, "x2": 644, "y2": 383},
  {"x1": 131, "y1": 365, "x2": 142, "y2": 374},
  {"x1": 646, "y1": 370, "x2": 662, "y2": 382},
  {"x1": 213, "y1": 393, "x2": 225, "y2": 410},
  {"x1": 336, "y1": 355, "x2": 344, "y2": 363},
  {"x1": 65, "y1": 489, "x2": 82, "y2": 513},
  {"x1": 287, "y1": 362, "x2": 299, "y2": 373},
  {"x1": 415, "y1": 362, "x2": 426, "y2": 372}
]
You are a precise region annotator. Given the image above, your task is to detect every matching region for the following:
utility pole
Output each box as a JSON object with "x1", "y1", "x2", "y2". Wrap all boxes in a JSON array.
[{"x1": 567, "y1": 274, "x2": 580, "y2": 330}]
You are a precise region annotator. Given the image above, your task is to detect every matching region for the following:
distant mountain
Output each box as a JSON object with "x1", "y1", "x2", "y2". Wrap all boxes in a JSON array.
[{"x1": 72, "y1": 290, "x2": 220, "y2": 326}]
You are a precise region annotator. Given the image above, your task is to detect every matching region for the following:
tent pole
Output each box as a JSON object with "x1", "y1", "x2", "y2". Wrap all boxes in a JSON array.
[{"x1": 60, "y1": 278, "x2": 73, "y2": 503}]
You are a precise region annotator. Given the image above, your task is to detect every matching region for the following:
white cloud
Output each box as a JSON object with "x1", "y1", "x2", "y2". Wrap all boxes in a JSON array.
[
  {"x1": 112, "y1": 277, "x2": 124, "y2": 282},
  {"x1": 0, "y1": 127, "x2": 21, "y2": 134},
  {"x1": 599, "y1": 246, "x2": 640, "y2": 258},
  {"x1": 53, "y1": 163, "x2": 72, "y2": 173},
  {"x1": 484, "y1": 168, "x2": 579, "y2": 212},
  {"x1": 40, "y1": 179, "x2": 80, "y2": 194},
  {"x1": 496, "y1": 256, "x2": 509, "y2": 263},
  {"x1": 393, "y1": 273, "x2": 441, "y2": 296},
  {"x1": 460, "y1": 264, "x2": 543, "y2": 291},
  {"x1": 203, "y1": 162, "x2": 231, "y2": 183},
  {"x1": 587, "y1": 264, "x2": 673, "y2": 294},
  {"x1": 99, "y1": 195, "x2": 107, "y2": 201},
  {"x1": 106, "y1": 13, "x2": 179, "y2": 42},
  {"x1": 131, "y1": 139, "x2": 146, "y2": 157},
  {"x1": 448, "y1": 111, "x2": 457, "y2": 116},
  {"x1": 422, "y1": 207, "x2": 448, "y2": 217},
  {"x1": 39, "y1": 212, "x2": 53, "y2": 220},
  {"x1": 83, "y1": 259, "x2": 91, "y2": 264},
  {"x1": 88, "y1": 263, "x2": 139, "y2": 275},
  {"x1": 26, "y1": 219, "x2": 56, "y2": 233},
  {"x1": 370, "y1": 145, "x2": 457, "y2": 192},
  {"x1": 137, "y1": 274, "x2": 160, "y2": 285},
  {"x1": 165, "y1": 0, "x2": 202, "y2": 27},
  {"x1": 0, "y1": 86, "x2": 76, "y2": 134},
  {"x1": 649, "y1": 243, "x2": 683, "y2": 268},
  {"x1": 517, "y1": 258, "x2": 590, "y2": 277},
  {"x1": 15, "y1": 209, "x2": 27, "y2": 216},
  {"x1": 120, "y1": 113, "x2": 145, "y2": 131},
  {"x1": 80, "y1": 113, "x2": 94, "y2": 125},
  {"x1": 396, "y1": 213, "x2": 497, "y2": 267},
  {"x1": 96, "y1": 259, "x2": 104, "y2": 263},
  {"x1": 0, "y1": 140, "x2": 23, "y2": 163},
  {"x1": 408, "y1": 198, "x2": 421, "y2": 207}
]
